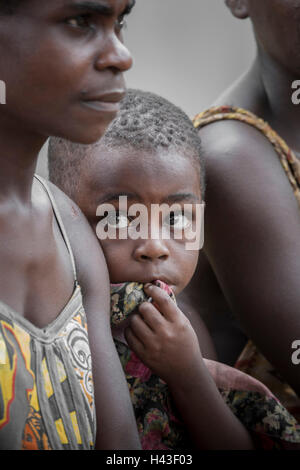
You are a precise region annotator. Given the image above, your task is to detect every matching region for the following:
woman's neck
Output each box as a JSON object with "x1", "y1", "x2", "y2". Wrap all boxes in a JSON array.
[
  {"x1": 0, "y1": 113, "x2": 47, "y2": 203},
  {"x1": 216, "y1": 49, "x2": 300, "y2": 153},
  {"x1": 256, "y1": 47, "x2": 300, "y2": 151}
]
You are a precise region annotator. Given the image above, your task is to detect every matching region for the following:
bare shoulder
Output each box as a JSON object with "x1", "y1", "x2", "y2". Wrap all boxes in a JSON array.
[
  {"x1": 46, "y1": 181, "x2": 109, "y2": 306},
  {"x1": 46, "y1": 180, "x2": 93, "y2": 240},
  {"x1": 198, "y1": 118, "x2": 300, "y2": 267},
  {"x1": 198, "y1": 119, "x2": 300, "y2": 220},
  {"x1": 199, "y1": 118, "x2": 287, "y2": 175}
]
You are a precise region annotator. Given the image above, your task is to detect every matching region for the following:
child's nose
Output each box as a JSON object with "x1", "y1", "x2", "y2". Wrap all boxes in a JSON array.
[{"x1": 133, "y1": 239, "x2": 169, "y2": 262}]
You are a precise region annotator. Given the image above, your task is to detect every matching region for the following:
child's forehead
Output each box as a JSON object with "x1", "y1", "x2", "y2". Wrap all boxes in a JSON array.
[
  {"x1": 89, "y1": 144, "x2": 199, "y2": 180},
  {"x1": 91, "y1": 144, "x2": 198, "y2": 173},
  {"x1": 83, "y1": 144, "x2": 201, "y2": 202}
]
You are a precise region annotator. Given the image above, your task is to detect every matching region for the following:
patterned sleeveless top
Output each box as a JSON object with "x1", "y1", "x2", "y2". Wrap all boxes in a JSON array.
[
  {"x1": 193, "y1": 106, "x2": 300, "y2": 421},
  {"x1": 0, "y1": 175, "x2": 96, "y2": 450}
]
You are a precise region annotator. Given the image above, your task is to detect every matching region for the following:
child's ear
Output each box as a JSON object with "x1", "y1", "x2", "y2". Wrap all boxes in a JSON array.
[{"x1": 225, "y1": 0, "x2": 249, "y2": 19}]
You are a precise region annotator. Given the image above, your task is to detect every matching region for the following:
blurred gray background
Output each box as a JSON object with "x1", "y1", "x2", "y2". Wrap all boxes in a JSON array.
[{"x1": 37, "y1": 0, "x2": 256, "y2": 177}]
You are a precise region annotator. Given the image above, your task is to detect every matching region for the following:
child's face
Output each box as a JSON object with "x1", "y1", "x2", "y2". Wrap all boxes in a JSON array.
[
  {"x1": 77, "y1": 146, "x2": 202, "y2": 296},
  {"x1": 0, "y1": 0, "x2": 133, "y2": 144}
]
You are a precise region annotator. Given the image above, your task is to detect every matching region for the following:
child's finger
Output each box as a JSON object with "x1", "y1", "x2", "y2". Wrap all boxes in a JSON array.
[
  {"x1": 144, "y1": 284, "x2": 180, "y2": 321},
  {"x1": 129, "y1": 313, "x2": 155, "y2": 345},
  {"x1": 138, "y1": 301, "x2": 166, "y2": 331},
  {"x1": 125, "y1": 326, "x2": 145, "y2": 357}
]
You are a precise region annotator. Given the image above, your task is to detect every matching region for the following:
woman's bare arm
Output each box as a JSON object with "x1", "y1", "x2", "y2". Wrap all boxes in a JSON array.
[
  {"x1": 200, "y1": 119, "x2": 300, "y2": 396},
  {"x1": 50, "y1": 183, "x2": 141, "y2": 450}
]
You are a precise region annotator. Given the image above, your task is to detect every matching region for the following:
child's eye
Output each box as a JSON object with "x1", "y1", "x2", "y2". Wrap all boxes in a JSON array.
[
  {"x1": 107, "y1": 212, "x2": 131, "y2": 229},
  {"x1": 164, "y1": 212, "x2": 192, "y2": 230}
]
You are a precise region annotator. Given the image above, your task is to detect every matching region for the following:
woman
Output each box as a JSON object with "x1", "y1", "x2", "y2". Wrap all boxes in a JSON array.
[
  {"x1": 181, "y1": 0, "x2": 300, "y2": 419},
  {"x1": 0, "y1": 0, "x2": 140, "y2": 450}
]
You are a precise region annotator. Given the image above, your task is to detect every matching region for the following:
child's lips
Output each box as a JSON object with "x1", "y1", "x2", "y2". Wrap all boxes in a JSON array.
[
  {"x1": 148, "y1": 280, "x2": 176, "y2": 298},
  {"x1": 149, "y1": 276, "x2": 170, "y2": 285},
  {"x1": 149, "y1": 278, "x2": 176, "y2": 292},
  {"x1": 124, "y1": 275, "x2": 176, "y2": 292}
]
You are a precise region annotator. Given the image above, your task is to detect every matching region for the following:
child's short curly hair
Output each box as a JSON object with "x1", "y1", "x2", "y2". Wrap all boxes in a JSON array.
[
  {"x1": 48, "y1": 89, "x2": 205, "y2": 199},
  {"x1": 103, "y1": 89, "x2": 202, "y2": 154}
]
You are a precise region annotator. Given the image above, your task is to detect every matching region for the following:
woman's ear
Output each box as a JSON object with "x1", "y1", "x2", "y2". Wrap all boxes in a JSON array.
[{"x1": 225, "y1": 0, "x2": 249, "y2": 19}]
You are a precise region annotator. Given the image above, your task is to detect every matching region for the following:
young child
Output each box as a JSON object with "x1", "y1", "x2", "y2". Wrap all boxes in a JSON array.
[
  {"x1": 48, "y1": 89, "x2": 300, "y2": 450},
  {"x1": 0, "y1": 0, "x2": 140, "y2": 450}
]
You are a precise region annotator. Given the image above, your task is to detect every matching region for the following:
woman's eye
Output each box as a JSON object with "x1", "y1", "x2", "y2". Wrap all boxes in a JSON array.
[
  {"x1": 164, "y1": 212, "x2": 192, "y2": 230},
  {"x1": 115, "y1": 15, "x2": 127, "y2": 32},
  {"x1": 107, "y1": 212, "x2": 130, "y2": 229},
  {"x1": 66, "y1": 15, "x2": 93, "y2": 29}
]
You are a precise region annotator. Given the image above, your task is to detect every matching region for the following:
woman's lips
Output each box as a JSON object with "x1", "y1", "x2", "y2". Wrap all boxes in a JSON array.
[
  {"x1": 81, "y1": 100, "x2": 121, "y2": 113},
  {"x1": 81, "y1": 90, "x2": 125, "y2": 113}
]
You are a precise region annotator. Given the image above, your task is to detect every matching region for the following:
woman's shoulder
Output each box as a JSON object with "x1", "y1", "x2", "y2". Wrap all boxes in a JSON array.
[
  {"x1": 193, "y1": 105, "x2": 299, "y2": 209},
  {"x1": 196, "y1": 105, "x2": 300, "y2": 243},
  {"x1": 46, "y1": 180, "x2": 93, "y2": 247},
  {"x1": 46, "y1": 181, "x2": 109, "y2": 290},
  {"x1": 194, "y1": 106, "x2": 283, "y2": 170}
]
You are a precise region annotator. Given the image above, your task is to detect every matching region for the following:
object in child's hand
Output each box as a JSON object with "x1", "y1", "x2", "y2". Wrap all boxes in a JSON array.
[{"x1": 110, "y1": 280, "x2": 176, "y2": 327}]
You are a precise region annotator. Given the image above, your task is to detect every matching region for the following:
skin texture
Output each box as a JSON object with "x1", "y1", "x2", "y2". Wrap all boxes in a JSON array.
[
  {"x1": 74, "y1": 144, "x2": 255, "y2": 449},
  {"x1": 0, "y1": 0, "x2": 140, "y2": 450},
  {"x1": 182, "y1": 0, "x2": 300, "y2": 396}
]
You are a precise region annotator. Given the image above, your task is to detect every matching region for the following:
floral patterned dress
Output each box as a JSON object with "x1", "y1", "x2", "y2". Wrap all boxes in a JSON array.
[{"x1": 110, "y1": 281, "x2": 300, "y2": 450}]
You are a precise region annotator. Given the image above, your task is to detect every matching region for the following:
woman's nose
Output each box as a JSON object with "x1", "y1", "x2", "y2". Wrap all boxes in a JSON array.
[
  {"x1": 133, "y1": 239, "x2": 170, "y2": 262},
  {"x1": 95, "y1": 34, "x2": 133, "y2": 73}
]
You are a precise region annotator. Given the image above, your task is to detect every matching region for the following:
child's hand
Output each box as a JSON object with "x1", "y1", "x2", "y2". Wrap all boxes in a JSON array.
[{"x1": 124, "y1": 283, "x2": 204, "y2": 386}]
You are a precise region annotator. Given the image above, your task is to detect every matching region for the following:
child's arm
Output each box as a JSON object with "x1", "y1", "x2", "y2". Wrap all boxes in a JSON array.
[
  {"x1": 50, "y1": 184, "x2": 141, "y2": 450},
  {"x1": 125, "y1": 284, "x2": 254, "y2": 450}
]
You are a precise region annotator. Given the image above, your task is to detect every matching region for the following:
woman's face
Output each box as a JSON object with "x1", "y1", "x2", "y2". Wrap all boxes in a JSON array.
[
  {"x1": 250, "y1": 0, "x2": 300, "y2": 74},
  {"x1": 228, "y1": 0, "x2": 300, "y2": 76},
  {"x1": 0, "y1": 0, "x2": 134, "y2": 143}
]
